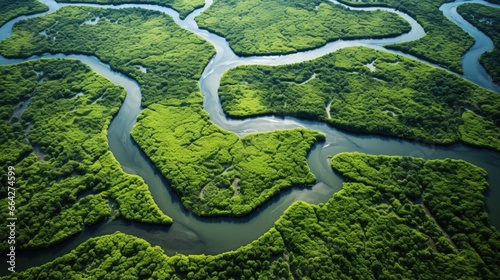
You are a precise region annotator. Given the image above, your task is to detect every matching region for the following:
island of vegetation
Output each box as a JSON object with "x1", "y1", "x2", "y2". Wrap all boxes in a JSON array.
[
  {"x1": 0, "y1": 0, "x2": 48, "y2": 27},
  {"x1": 337, "y1": 0, "x2": 474, "y2": 73},
  {"x1": 4, "y1": 152, "x2": 498, "y2": 279},
  {"x1": 219, "y1": 47, "x2": 500, "y2": 151},
  {"x1": 458, "y1": 3, "x2": 500, "y2": 84},
  {"x1": 0, "y1": 59, "x2": 171, "y2": 252},
  {"x1": 0, "y1": 6, "x2": 215, "y2": 107},
  {"x1": 0, "y1": 4, "x2": 329, "y2": 218},
  {"x1": 56, "y1": 0, "x2": 205, "y2": 19},
  {"x1": 131, "y1": 104, "x2": 325, "y2": 216},
  {"x1": 195, "y1": 0, "x2": 411, "y2": 56}
]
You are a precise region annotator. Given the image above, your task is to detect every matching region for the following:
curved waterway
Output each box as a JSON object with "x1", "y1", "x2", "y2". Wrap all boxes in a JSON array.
[
  {"x1": 0, "y1": 0, "x2": 499, "y2": 273},
  {"x1": 441, "y1": 0, "x2": 500, "y2": 92}
]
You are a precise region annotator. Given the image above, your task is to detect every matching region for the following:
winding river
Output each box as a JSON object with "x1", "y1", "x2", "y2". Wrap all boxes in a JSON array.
[{"x1": 0, "y1": 0, "x2": 499, "y2": 273}]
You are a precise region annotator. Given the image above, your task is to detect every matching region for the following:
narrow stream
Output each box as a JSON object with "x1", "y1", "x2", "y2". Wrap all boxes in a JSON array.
[{"x1": 0, "y1": 0, "x2": 499, "y2": 274}]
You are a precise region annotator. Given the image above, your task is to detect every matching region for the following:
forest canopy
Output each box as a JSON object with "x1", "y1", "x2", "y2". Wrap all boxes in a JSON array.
[
  {"x1": 131, "y1": 104, "x2": 325, "y2": 216},
  {"x1": 337, "y1": 0, "x2": 474, "y2": 73},
  {"x1": 0, "y1": 59, "x2": 171, "y2": 252},
  {"x1": 0, "y1": 6, "x2": 214, "y2": 107},
  {"x1": 0, "y1": 0, "x2": 48, "y2": 27},
  {"x1": 195, "y1": 0, "x2": 410, "y2": 56},
  {"x1": 56, "y1": 0, "x2": 205, "y2": 19},
  {"x1": 4, "y1": 153, "x2": 499, "y2": 279},
  {"x1": 219, "y1": 47, "x2": 500, "y2": 151}
]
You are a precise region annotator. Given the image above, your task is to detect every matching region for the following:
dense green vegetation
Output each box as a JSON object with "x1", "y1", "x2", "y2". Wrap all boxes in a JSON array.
[
  {"x1": 328, "y1": 153, "x2": 500, "y2": 279},
  {"x1": 460, "y1": 110, "x2": 500, "y2": 151},
  {"x1": 0, "y1": 6, "x2": 214, "y2": 107},
  {"x1": 0, "y1": 0, "x2": 48, "y2": 27},
  {"x1": 0, "y1": 59, "x2": 171, "y2": 251},
  {"x1": 337, "y1": 0, "x2": 474, "y2": 73},
  {"x1": 5, "y1": 153, "x2": 499, "y2": 279},
  {"x1": 56, "y1": 0, "x2": 205, "y2": 19},
  {"x1": 2, "y1": 1, "x2": 498, "y2": 278},
  {"x1": 458, "y1": 3, "x2": 500, "y2": 84},
  {"x1": 1, "y1": 230, "x2": 288, "y2": 279},
  {"x1": 195, "y1": 0, "x2": 410, "y2": 56},
  {"x1": 131, "y1": 104, "x2": 324, "y2": 216},
  {"x1": 0, "y1": 3, "x2": 329, "y2": 218},
  {"x1": 219, "y1": 47, "x2": 500, "y2": 151}
]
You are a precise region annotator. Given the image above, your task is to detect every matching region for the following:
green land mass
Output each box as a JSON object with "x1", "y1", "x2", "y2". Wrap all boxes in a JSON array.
[
  {"x1": 56, "y1": 0, "x2": 205, "y2": 19},
  {"x1": 195, "y1": 0, "x2": 410, "y2": 56},
  {"x1": 219, "y1": 47, "x2": 500, "y2": 151},
  {"x1": 458, "y1": 4, "x2": 500, "y2": 84},
  {"x1": 131, "y1": 104, "x2": 324, "y2": 216},
  {"x1": 0, "y1": 6, "x2": 214, "y2": 107},
  {"x1": 0, "y1": 0, "x2": 48, "y2": 27},
  {"x1": 4, "y1": 152, "x2": 499, "y2": 279},
  {"x1": 0, "y1": 59, "x2": 171, "y2": 251},
  {"x1": 0, "y1": 3, "x2": 327, "y2": 218},
  {"x1": 2, "y1": 1, "x2": 499, "y2": 278},
  {"x1": 337, "y1": 0, "x2": 474, "y2": 73}
]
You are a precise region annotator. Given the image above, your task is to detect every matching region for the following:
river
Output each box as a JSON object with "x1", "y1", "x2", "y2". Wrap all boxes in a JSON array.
[{"x1": 0, "y1": 0, "x2": 499, "y2": 273}]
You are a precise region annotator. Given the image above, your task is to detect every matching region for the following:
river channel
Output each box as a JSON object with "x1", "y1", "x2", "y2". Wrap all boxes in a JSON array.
[{"x1": 0, "y1": 0, "x2": 499, "y2": 273}]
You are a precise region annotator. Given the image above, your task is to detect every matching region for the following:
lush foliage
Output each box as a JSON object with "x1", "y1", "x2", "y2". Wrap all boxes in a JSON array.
[
  {"x1": 459, "y1": 110, "x2": 500, "y2": 151},
  {"x1": 56, "y1": 0, "x2": 205, "y2": 19},
  {"x1": 5, "y1": 153, "x2": 499, "y2": 279},
  {"x1": 0, "y1": 0, "x2": 48, "y2": 27},
  {"x1": 219, "y1": 47, "x2": 500, "y2": 151},
  {"x1": 337, "y1": 0, "x2": 474, "y2": 73},
  {"x1": 131, "y1": 104, "x2": 324, "y2": 216},
  {"x1": 1, "y1": 229, "x2": 288, "y2": 280},
  {"x1": 458, "y1": 3, "x2": 500, "y2": 84},
  {"x1": 0, "y1": 60, "x2": 171, "y2": 251},
  {"x1": 195, "y1": 0, "x2": 410, "y2": 56},
  {"x1": 0, "y1": 6, "x2": 214, "y2": 107},
  {"x1": 329, "y1": 153, "x2": 500, "y2": 279}
]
